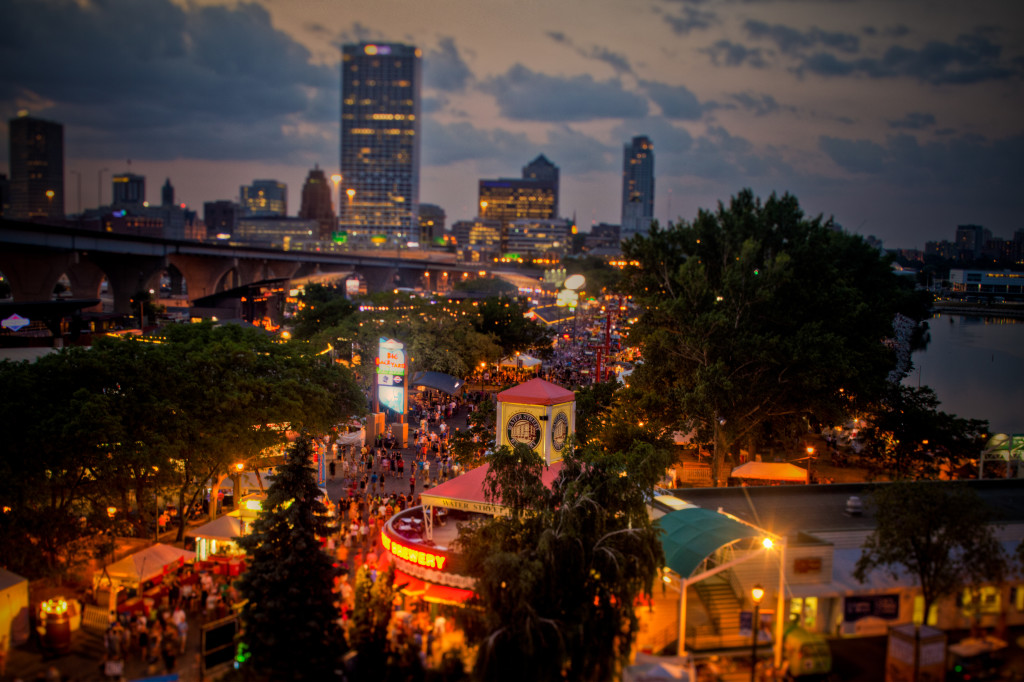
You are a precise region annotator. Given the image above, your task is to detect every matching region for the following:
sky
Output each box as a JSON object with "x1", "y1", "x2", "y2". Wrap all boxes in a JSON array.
[{"x1": 2, "y1": 0, "x2": 1023, "y2": 249}]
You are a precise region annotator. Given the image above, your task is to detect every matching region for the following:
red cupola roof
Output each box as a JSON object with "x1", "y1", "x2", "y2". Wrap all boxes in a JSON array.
[{"x1": 496, "y1": 377, "x2": 575, "y2": 406}]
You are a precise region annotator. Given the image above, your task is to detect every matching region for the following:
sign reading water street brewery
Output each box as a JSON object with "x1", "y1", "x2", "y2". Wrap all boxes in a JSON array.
[
  {"x1": 551, "y1": 412, "x2": 569, "y2": 452},
  {"x1": 506, "y1": 412, "x2": 542, "y2": 449}
]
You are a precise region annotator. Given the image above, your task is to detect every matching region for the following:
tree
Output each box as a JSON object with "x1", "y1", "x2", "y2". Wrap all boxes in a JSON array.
[
  {"x1": 854, "y1": 481, "x2": 1009, "y2": 626},
  {"x1": 859, "y1": 385, "x2": 989, "y2": 479},
  {"x1": 348, "y1": 563, "x2": 403, "y2": 680},
  {"x1": 623, "y1": 190, "x2": 929, "y2": 485},
  {"x1": 456, "y1": 439, "x2": 671, "y2": 681},
  {"x1": 450, "y1": 395, "x2": 496, "y2": 471},
  {"x1": 471, "y1": 295, "x2": 552, "y2": 357},
  {"x1": 237, "y1": 437, "x2": 345, "y2": 681},
  {"x1": 292, "y1": 283, "x2": 358, "y2": 341}
]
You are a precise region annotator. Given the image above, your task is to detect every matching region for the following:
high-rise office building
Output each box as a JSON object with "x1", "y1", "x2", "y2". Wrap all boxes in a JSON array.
[
  {"x1": 478, "y1": 155, "x2": 560, "y2": 250},
  {"x1": 161, "y1": 178, "x2": 174, "y2": 207},
  {"x1": 298, "y1": 166, "x2": 335, "y2": 240},
  {"x1": 112, "y1": 173, "x2": 145, "y2": 206},
  {"x1": 204, "y1": 200, "x2": 241, "y2": 240},
  {"x1": 523, "y1": 154, "x2": 559, "y2": 202},
  {"x1": 8, "y1": 114, "x2": 64, "y2": 220},
  {"x1": 417, "y1": 203, "x2": 446, "y2": 245},
  {"x1": 340, "y1": 42, "x2": 422, "y2": 243},
  {"x1": 621, "y1": 136, "x2": 654, "y2": 240},
  {"x1": 241, "y1": 179, "x2": 287, "y2": 217}
]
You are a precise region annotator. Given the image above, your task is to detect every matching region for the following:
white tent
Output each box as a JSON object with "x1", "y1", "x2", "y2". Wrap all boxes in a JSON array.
[
  {"x1": 0, "y1": 569, "x2": 30, "y2": 647},
  {"x1": 729, "y1": 461, "x2": 807, "y2": 482},
  {"x1": 499, "y1": 354, "x2": 542, "y2": 370},
  {"x1": 187, "y1": 514, "x2": 243, "y2": 542},
  {"x1": 97, "y1": 543, "x2": 196, "y2": 590}
]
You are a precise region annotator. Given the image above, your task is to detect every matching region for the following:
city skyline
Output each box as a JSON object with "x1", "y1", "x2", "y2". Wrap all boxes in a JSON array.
[{"x1": 1, "y1": 0, "x2": 1022, "y2": 248}]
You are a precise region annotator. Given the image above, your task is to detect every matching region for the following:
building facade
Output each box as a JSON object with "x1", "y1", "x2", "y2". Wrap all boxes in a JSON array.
[
  {"x1": 478, "y1": 178, "x2": 558, "y2": 241},
  {"x1": 298, "y1": 166, "x2": 336, "y2": 241},
  {"x1": 505, "y1": 218, "x2": 571, "y2": 263},
  {"x1": 8, "y1": 115, "x2": 64, "y2": 220},
  {"x1": 340, "y1": 42, "x2": 421, "y2": 244},
  {"x1": 204, "y1": 200, "x2": 241, "y2": 240},
  {"x1": 452, "y1": 218, "x2": 502, "y2": 262},
  {"x1": 241, "y1": 179, "x2": 287, "y2": 217},
  {"x1": 621, "y1": 136, "x2": 654, "y2": 240},
  {"x1": 417, "y1": 203, "x2": 445, "y2": 245},
  {"x1": 112, "y1": 173, "x2": 145, "y2": 206}
]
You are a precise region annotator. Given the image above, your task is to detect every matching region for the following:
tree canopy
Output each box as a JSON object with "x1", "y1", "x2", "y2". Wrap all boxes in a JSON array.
[
  {"x1": 0, "y1": 322, "x2": 365, "y2": 576},
  {"x1": 237, "y1": 436, "x2": 345, "y2": 680},
  {"x1": 456, "y1": 438, "x2": 672, "y2": 682},
  {"x1": 622, "y1": 189, "x2": 929, "y2": 484},
  {"x1": 854, "y1": 481, "x2": 1009, "y2": 624}
]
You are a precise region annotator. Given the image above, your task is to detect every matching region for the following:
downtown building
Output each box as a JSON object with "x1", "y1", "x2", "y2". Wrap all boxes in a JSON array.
[
  {"x1": 241, "y1": 180, "x2": 287, "y2": 217},
  {"x1": 621, "y1": 135, "x2": 654, "y2": 240},
  {"x1": 477, "y1": 155, "x2": 560, "y2": 255},
  {"x1": 8, "y1": 114, "x2": 64, "y2": 221},
  {"x1": 340, "y1": 42, "x2": 422, "y2": 245}
]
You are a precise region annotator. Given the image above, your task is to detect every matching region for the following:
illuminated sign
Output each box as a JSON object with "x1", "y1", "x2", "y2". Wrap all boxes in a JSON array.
[
  {"x1": 376, "y1": 338, "x2": 406, "y2": 375},
  {"x1": 382, "y1": 531, "x2": 447, "y2": 570},
  {"x1": 1, "y1": 314, "x2": 30, "y2": 332},
  {"x1": 551, "y1": 412, "x2": 569, "y2": 452},
  {"x1": 506, "y1": 412, "x2": 542, "y2": 449}
]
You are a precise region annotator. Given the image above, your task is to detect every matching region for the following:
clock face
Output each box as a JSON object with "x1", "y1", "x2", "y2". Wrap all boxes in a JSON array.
[
  {"x1": 506, "y1": 412, "x2": 542, "y2": 449},
  {"x1": 551, "y1": 412, "x2": 569, "y2": 452}
]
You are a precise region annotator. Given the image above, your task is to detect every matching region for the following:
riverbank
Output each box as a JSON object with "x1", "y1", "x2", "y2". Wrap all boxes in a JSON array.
[{"x1": 932, "y1": 301, "x2": 1024, "y2": 319}]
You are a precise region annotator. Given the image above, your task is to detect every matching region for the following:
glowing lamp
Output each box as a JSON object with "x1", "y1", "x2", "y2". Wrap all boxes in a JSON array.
[
  {"x1": 751, "y1": 584, "x2": 764, "y2": 604},
  {"x1": 42, "y1": 598, "x2": 69, "y2": 615}
]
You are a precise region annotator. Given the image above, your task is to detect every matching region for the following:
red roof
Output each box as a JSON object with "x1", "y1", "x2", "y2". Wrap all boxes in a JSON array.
[
  {"x1": 497, "y1": 377, "x2": 575, "y2": 406},
  {"x1": 421, "y1": 460, "x2": 565, "y2": 511}
]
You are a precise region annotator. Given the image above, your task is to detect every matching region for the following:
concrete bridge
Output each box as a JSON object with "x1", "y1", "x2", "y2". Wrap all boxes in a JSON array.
[{"x1": 0, "y1": 218, "x2": 480, "y2": 315}]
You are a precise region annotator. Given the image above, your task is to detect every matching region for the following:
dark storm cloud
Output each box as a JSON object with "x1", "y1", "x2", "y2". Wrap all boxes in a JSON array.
[
  {"x1": 744, "y1": 20, "x2": 860, "y2": 54},
  {"x1": 424, "y1": 37, "x2": 473, "y2": 92},
  {"x1": 819, "y1": 132, "x2": 1024, "y2": 187},
  {"x1": 0, "y1": 0, "x2": 335, "y2": 162},
  {"x1": 887, "y1": 112, "x2": 936, "y2": 130},
  {"x1": 640, "y1": 81, "x2": 704, "y2": 120},
  {"x1": 701, "y1": 40, "x2": 769, "y2": 67},
  {"x1": 661, "y1": 6, "x2": 718, "y2": 36},
  {"x1": 798, "y1": 34, "x2": 1021, "y2": 84},
  {"x1": 480, "y1": 65, "x2": 648, "y2": 121}
]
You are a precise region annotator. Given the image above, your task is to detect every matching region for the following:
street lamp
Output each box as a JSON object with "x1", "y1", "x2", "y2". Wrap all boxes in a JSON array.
[{"x1": 750, "y1": 584, "x2": 764, "y2": 682}]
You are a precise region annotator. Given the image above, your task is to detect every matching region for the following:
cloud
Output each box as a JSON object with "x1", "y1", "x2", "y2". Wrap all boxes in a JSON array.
[
  {"x1": 545, "y1": 32, "x2": 632, "y2": 74},
  {"x1": 0, "y1": 0, "x2": 335, "y2": 163},
  {"x1": 701, "y1": 40, "x2": 768, "y2": 68},
  {"x1": 819, "y1": 132, "x2": 1024, "y2": 186},
  {"x1": 819, "y1": 136, "x2": 888, "y2": 173},
  {"x1": 662, "y1": 6, "x2": 717, "y2": 36},
  {"x1": 640, "y1": 80, "x2": 704, "y2": 120},
  {"x1": 424, "y1": 37, "x2": 473, "y2": 92},
  {"x1": 798, "y1": 34, "x2": 1021, "y2": 84},
  {"x1": 541, "y1": 127, "x2": 617, "y2": 174},
  {"x1": 729, "y1": 92, "x2": 782, "y2": 116},
  {"x1": 422, "y1": 119, "x2": 530, "y2": 166},
  {"x1": 887, "y1": 112, "x2": 936, "y2": 130},
  {"x1": 480, "y1": 64, "x2": 648, "y2": 121},
  {"x1": 744, "y1": 20, "x2": 860, "y2": 54}
]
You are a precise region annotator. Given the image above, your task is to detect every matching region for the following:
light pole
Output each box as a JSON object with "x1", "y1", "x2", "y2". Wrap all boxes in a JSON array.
[
  {"x1": 750, "y1": 584, "x2": 764, "y2": 682},
  {"x1": 98, "y1": 167, "x2": 109, "y2": 207}
]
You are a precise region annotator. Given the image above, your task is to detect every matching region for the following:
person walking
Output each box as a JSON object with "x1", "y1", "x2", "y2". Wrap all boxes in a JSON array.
[{"x1": 409, "y1": 473, "x2": 416, "y2": 497}]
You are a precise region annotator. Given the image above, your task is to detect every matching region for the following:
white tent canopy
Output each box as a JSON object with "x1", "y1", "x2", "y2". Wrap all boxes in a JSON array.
[
  {"x1": 499, "y1": 354, "x2": 542, "y2": 370},
  {"x1": 99, "y1": 543, "x2": 195, "y2": 588},
  {"x1": 729, "y1": 461, "x2": 807, "y2": 482},
  {"x1": 187, "y1": 515, "x2": 243, "y2": 542},
  {"x1": 0, "y1": 569, "x2": 30, "y2": 647}
]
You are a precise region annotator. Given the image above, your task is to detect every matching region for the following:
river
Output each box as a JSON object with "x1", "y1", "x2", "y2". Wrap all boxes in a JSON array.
[{"x1": 905, "y1": 313, "x2": 1024, "y2": 435}]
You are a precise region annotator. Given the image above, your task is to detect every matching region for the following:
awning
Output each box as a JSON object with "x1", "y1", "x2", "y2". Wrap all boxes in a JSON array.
[
  {"x1": 100, "y1": 543, "x2": 195, "y2": 585},
  {"x1": 186, "y1": 514, "x2": 243, "y2": 542},
  {"x1": 657, "y1": 507, "x2": 765, "y2": 579},
  {"x1": 410, "y1": 371, "x2": 464, "y2": 396},
  {"x1": 420, "y1": 460, "x2": 565, "y2": 515},
  {"x1": 729, "y1": 461, "x2": 807, "y2": 482},
  {"x1": 393, "y1": 569, "x2": 474, "y2": 604}
]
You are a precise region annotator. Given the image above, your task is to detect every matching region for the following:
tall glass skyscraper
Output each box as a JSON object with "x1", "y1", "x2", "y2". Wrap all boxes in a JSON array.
[
  {"x1": 241, "y1": 179, "x2": 287, "y2": 217},
  {"x1": 621, "y1": 136, "x2": 654, "y2": 240},
  {"x1": 340, "y1": 42, "x2": 421, "y2": 244}
]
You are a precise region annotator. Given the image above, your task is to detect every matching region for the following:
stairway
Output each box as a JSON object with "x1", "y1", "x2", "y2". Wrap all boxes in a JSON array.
[{"x1": 693, "y1": 574, "x2": 741, "y2": 636}]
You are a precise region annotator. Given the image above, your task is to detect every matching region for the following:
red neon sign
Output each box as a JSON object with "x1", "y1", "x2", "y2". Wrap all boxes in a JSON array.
[{"x1": 381, "y1": 531, "x2": 447, "y2": 571}]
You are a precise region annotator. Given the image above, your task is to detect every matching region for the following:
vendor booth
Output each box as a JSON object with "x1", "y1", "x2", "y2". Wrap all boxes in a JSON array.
[
  {"x1": 499, "y1": 354, "x2": 542, "y2": 372},
  {"x1": 94, "y1": 543, "x2": 195, "y2": 599},
  {"x1": 0, "y1": 569, "x2": 30, "y2": 648}
]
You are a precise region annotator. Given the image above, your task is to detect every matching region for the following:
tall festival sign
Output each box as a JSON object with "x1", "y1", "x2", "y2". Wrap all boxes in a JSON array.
[{"x1": 376, "y1": 338, "x2": 407, "y2": 417}]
